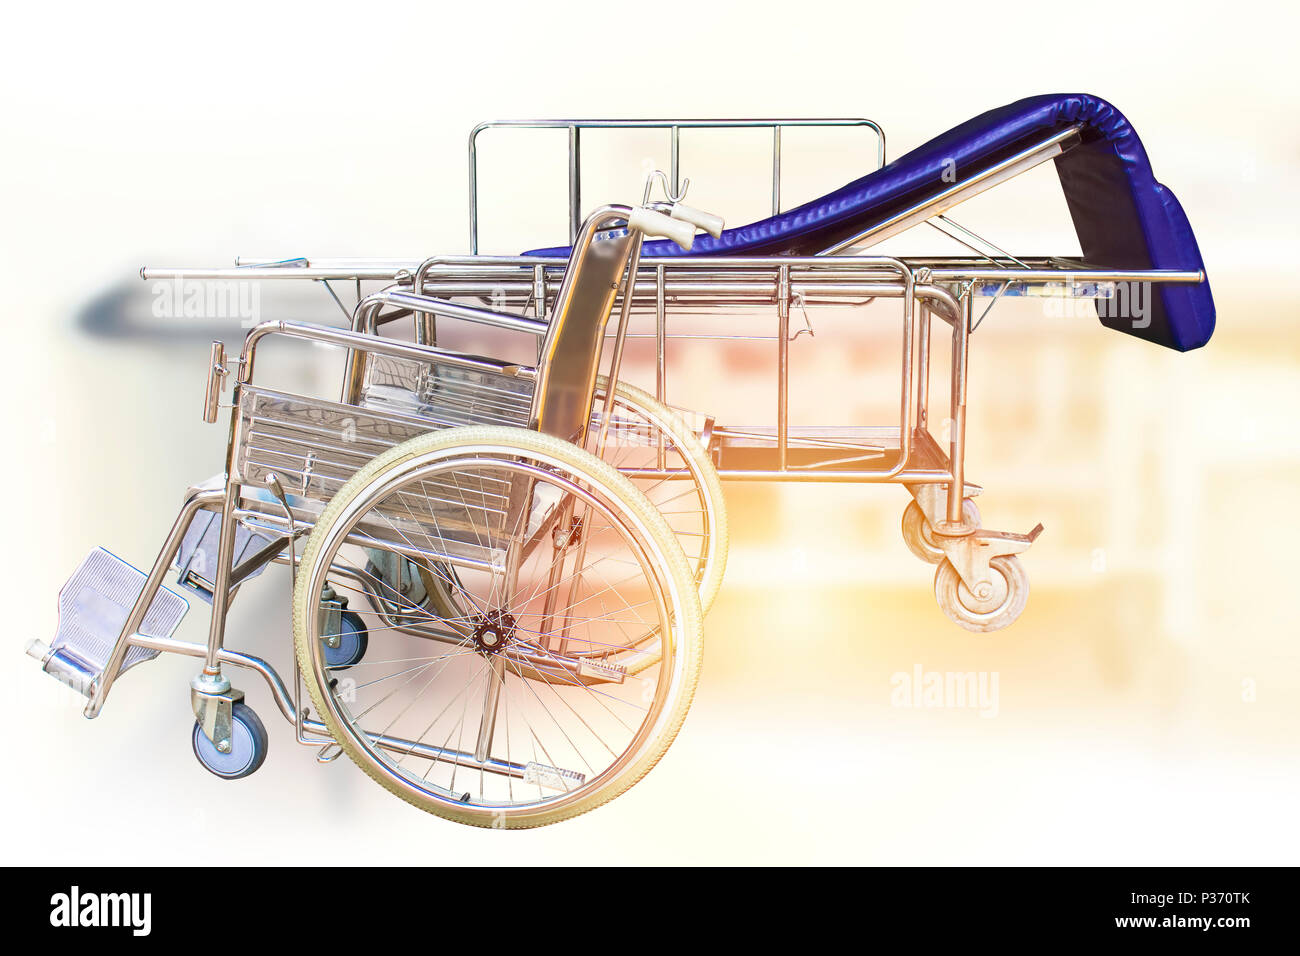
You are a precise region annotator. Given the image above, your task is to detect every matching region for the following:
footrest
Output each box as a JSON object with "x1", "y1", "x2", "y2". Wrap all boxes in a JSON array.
[{"x1": 35, "y1": 547, "x2": 189, "y2": 695}]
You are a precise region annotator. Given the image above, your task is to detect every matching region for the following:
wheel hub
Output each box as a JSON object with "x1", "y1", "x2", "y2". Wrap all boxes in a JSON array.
[
  {"x1": 958, "y1": 570, "x2": 1009, "y2": 614},
  {"x1": 471, "y1": 610, "x2": 516, "y2": 655}
]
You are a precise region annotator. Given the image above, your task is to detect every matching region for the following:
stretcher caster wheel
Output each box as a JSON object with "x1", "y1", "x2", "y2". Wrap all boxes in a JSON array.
[
  {"x1": 323, "y1": 610, "x2": 368, "y2": 669},
  {"x1": 901, "y1": 498, "x2": 980, "y2": 564},
  {"x1": 192, "y1": 702, "x2": 269, "y2": 779},
  {"x1": 934, "y1": 554, "x2": 1027, "y2": 632}
]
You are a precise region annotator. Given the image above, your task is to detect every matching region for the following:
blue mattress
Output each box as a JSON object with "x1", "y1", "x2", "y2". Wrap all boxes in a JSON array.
[{"x1": 524, "y1": 94, "x2": 1214, "y2": 352}]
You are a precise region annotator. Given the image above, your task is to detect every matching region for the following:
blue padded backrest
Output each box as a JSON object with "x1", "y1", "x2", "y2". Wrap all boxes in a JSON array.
[{"x1": 524, "y1": 94, "x2": 1214, "y2": 352}]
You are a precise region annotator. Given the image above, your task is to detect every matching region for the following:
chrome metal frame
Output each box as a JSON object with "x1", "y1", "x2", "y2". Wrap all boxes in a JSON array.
[
  {"x1": 820, "y1": 125, "x2": 1083, "y2": 254},
  {"x1": 86, "y1": 202, "x2": 662, "y2": 747},
  {"x1": 467, "y1": 117, "x2": 886, "y2": 252},
  {"x1": 66, "y1": 113, "x2": 1213, "y2": 776}
]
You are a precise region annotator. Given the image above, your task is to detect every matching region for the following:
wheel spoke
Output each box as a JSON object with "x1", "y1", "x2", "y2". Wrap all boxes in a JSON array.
[{"x1": 294, "y1": 427, "x2": 702, "y2": 826}]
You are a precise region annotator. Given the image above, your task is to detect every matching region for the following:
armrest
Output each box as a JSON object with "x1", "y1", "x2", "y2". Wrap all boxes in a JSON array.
[{"x1": 354, "y1": 288, "x2": 548, "y2": 337}]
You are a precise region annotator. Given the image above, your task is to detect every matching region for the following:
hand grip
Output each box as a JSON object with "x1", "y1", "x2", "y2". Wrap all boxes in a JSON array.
[
  {"x1": 628, "y1": 206, "x2": 695, "y2": 251},
  {"x1": 203, "y1": 341, "x2": 228, "y2": 424},
  {"x1": 670, "y1": 203, "x2": 725, "y2": 239}
]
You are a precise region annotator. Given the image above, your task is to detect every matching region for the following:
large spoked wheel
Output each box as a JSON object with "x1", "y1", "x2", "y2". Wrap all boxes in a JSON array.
[
  {"x1": 294, "y1": 426, "x2": 703, "y2": 828},
  {"x1": 901, "y1": 498, "x2": 980, "y2": 564},
  {"x1": 934, "y1": 554, "x2": 1028, "y2": 632},
  {"x1": 591, "y1": 377, "x2": 728, "y2": 616}
]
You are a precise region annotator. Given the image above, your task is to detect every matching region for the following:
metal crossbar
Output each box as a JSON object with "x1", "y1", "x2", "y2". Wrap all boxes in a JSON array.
[{"x1": 467, "y1": 118, "x2": 887, "y2": 252}]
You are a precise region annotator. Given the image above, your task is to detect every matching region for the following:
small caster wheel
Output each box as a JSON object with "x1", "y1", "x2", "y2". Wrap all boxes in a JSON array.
[
  {"x1": 934, "y1": 554, "x2": 1028, "y2": 632},
  {"x1": 902, "y1": 498, "x2": 980, "y2": 564},
  {"x1": 192, "y1": 702, "x2": 268, "y2": 779},
  {"x1": 322, "y1": 609, "x2": 368, "y2": 669}
]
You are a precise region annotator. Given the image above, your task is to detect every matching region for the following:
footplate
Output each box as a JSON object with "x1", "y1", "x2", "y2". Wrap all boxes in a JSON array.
[{"x1": 30, "y1": 547, "x2": 189, "y2": 697}]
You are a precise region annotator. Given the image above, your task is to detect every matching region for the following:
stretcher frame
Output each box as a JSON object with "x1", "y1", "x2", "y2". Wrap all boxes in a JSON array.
[{"x1": 139, "y1": 116, "x2": 1206, "y2": 629}]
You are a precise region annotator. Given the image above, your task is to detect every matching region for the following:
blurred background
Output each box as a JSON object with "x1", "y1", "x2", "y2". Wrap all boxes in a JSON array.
[{"x1": 4, "y1": 0, "x2": 1298, "y2": 864}]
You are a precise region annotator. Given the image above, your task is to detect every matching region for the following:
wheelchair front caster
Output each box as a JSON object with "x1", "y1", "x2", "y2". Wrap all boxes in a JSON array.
[
  {"x1": 323, "y1": 610, "x2": 368, "y2": 669},
  {"x1": 934, "y1": 554, "x2": 1027, "y2": 632},
  {"x1": 192, "y1": 701, "x2": 269, "y2": 779},
  {"x1": 902, "y1": 498, "x2": 980, "y2": 564}
]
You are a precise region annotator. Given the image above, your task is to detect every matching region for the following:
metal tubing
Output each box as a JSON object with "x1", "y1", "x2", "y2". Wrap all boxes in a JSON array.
[
  {"x1": 819, "y1": 125, "x2": 1084, "y2": 254},
  {"x1": 141, "y1": 260, "x2": 1205, "y2": 288},
  {"x1": 713, "y1": 467, "x2": 954, "y2": 483},
  {"x1": 128, "y1": 633, "x2": 297, "y2": 724},
  {"x1": 341, "y1": 287, "x2": 546, "y2": 406},
  {"x1": 241, "y1": 318, "x2": 536, "y2": 378},
  {"x1": 466, "y1": 118, "x2": 885, "y2": 253},
  {"x1": 84, "y1": 486, "x2": 225, "y2": 718},
  {"x1": 947, "y1": 292, "x2": 972, "y2": 524},
  {"x1": 917, "y1": 304, "x2": 931, "y2": 429},
  {"x1": 655, "y1": 264, "x2": 667, "y2": 471},
  {"x1": 593, "y1": 232, "x2": 644, "y2": 458},
  {"x1": 555, "y1": 222, "x2": 646, "y2": 655},
  {"x1": 532, "y1": 263, "x2": 547, "y2": 319},
  {"x1": 882, "y1": 262, "x2": 917, "y2": 480},
  {"x1": 777, "y1": 265, "x2": 791, "y2": 470},
  {"x1": 568, "y1": 125, "x2": 581, "y2": 245},
  {"x1": 235, "y1": 318, "x2": 534, "y2": 412},
  {"x1": 355, "y1": 288, "x2": 548, "y2": 338},
  {"x1": 921, "y1": 266, "x2": 1205, "y2": 283},
  {"x1": 772, "y1": 126, "x2": 782, "y2": 215},
  {"x1": 202, "y1": 478, "x2": 243, "y2": 673},
  {"x1": 130, "y1": 626, "x2": 569, "y2": 781},
  {"x1": 327, "y1": 722, "x2": 531, "y2": 780},
  {"x1": 468, "y1": 125, "x2": 482, "y2": 254},
  {"x1": 474, "y1": 657, "x2": 507, "y2": 763},
  {"x1": 670, "y1": 125, "x2": 680, "y2": 196}
]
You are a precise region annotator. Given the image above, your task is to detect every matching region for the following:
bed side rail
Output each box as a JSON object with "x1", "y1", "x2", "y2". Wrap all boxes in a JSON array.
[{"x1": 468, "y1": 117, "x2": 886, "y2": 253}]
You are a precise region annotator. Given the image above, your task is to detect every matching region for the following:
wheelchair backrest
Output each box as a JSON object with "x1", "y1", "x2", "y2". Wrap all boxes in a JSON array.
[{"x1": 530, "y1": 204, "x2": 634, "y2": 443}]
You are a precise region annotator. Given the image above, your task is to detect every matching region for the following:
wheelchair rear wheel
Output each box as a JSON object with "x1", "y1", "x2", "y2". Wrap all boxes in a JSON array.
[
  {"x1": 293, "y1": 426, "x2": 703, "y2": 828},
  {"x1": 591, "y1": 377, "x2": 728, "y2": 618}
]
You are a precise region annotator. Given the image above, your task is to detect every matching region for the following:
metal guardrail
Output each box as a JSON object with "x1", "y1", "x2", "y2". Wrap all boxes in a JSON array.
[{"x1": 467, "y1": 118, "x2": 887, "y2": 253}]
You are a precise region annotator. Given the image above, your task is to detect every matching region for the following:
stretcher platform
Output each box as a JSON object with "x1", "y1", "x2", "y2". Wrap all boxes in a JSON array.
[{"x1": 526, "y1": 94, "x2": 1215, "y2": 352}]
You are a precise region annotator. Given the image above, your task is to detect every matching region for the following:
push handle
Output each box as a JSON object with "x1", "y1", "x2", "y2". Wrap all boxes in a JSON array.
[
  {"x1": 203, "y1": 341, "x2": 228, "y2": 424},
  {"x1": 670, "y1": 203, "x2": 725, "y2": 239},
  {"x1": 627, "y1": 206, "x2": 695, "y2": 251}
]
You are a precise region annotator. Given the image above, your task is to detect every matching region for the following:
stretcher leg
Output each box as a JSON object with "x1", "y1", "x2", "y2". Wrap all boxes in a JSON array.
[{"x1": 945, "y1": 290, "x2": 971, "y2": 528}]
